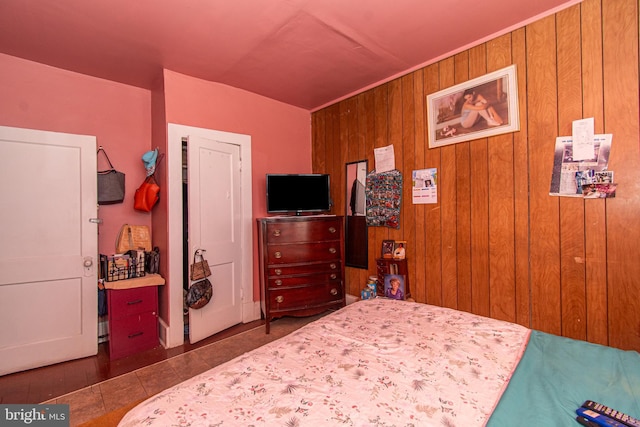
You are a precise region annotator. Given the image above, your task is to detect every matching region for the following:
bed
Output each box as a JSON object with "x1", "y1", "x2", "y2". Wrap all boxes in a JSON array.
[{"x1": 118, "y1": 298, "x2": 640, "y2": 426}]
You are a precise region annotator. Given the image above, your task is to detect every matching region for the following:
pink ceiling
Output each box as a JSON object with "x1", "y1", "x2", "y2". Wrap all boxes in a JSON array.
[{"x1": 0, "y1": 0, "x2": 581, "y2": 110}]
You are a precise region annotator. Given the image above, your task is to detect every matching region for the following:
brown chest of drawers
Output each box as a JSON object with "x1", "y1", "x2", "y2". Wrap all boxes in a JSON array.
[{"x1": 258, "y1": 216, "x2": 345, "y2": 333}]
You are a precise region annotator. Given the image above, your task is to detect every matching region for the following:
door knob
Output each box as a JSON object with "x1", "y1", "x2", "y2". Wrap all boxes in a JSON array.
[{"x1": 83, "y1": 256, "x2": 93, "y2": 277}]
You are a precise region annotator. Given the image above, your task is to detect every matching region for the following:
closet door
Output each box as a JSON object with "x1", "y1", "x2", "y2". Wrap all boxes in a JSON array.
[
  {"x1": 0, "y1": 125, "x2": 98, "y2": 375},
  {"x1": 187, "y1": 135, "x2": 243, "y2": 344}
]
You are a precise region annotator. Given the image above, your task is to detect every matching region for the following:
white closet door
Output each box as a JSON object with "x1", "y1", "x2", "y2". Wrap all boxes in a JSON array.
[{"x1": 187, "y1": 135, "x2": 243, "y2": 344}]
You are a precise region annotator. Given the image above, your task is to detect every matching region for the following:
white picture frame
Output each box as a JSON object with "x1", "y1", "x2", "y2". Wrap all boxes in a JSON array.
[{"x1": 427, "y1": 65, "x2": 520, "y2": 148}]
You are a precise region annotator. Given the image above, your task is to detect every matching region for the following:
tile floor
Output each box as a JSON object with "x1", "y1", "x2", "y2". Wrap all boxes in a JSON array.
[{"x1": 42, "y1": 315, "x2": 321, "y2": 426}]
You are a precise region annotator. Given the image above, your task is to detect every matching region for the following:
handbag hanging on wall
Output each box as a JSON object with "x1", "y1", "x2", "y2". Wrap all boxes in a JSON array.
[
  {"x1": 134, "y1": 174, "x2": 160, "y2": 212},
  {"x1": 115, "y1": 224, "x2": 152, "y2": 253},
  {"x1": 186, "y1": 278, "x2": 213, "y2": 309},
  {"x1": 134, "y1": 151, "x2": 164, "y2": 212},
  {"x1": 190, "y1": 249, "x2": 211, "y2": 281},
  {"x1": 97, "y1": 146, "x2": 126, "y2": 205}
]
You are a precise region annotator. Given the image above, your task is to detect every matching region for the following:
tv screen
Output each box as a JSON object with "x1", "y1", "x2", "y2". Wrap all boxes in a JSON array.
[{"x1": 266, "y1": 174, "x2": 331, "y2": 214}]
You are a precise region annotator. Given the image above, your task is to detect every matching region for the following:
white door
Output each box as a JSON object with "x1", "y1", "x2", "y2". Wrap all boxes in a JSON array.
[
  {"x1": 187, "y1": 135, "x2": 243, "y2": 343},
  {"x1": 0, "y1": 125, "x2": 98, "y2": 375}
]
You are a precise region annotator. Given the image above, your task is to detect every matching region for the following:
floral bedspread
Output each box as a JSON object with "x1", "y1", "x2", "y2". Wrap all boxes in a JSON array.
[{"x1": 119, "y1": 299, "x2": 530, "y2": 426}]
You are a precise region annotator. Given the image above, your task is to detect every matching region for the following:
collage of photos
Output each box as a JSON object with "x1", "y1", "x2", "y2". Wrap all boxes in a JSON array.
[{"x1": 576, "y1": 170, "x2": 616, "y2": 199}]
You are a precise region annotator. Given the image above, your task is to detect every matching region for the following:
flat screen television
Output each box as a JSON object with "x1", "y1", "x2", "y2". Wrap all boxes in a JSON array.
[{"x1": 266, "y1": 174, "x2": 331, "y2": 214}]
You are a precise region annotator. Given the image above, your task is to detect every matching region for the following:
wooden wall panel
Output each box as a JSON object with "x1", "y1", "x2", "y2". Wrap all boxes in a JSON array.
[
  {"x1": 524, "y1": 14, "x2": 562, "y2": 336},
  {"x1": 361, "y1": 90, "x2": 377, "y2": 280},
  {"x1": 439, "y1": 58, "x2": 458, "y2": 310},
  {"x1": 423, "y1": 64, "x2": 443, "y2": 306},
  {"x1": 556, "y1": 5, "x2": 587, "y2": 342},
  {"x1": 401, "y1": 73, "x2": 416, "y2": 299},
  {"x1": 487, "y1": 34, "x2": 517, "y2": 323},
  {"x1": 511, "y1": 27, "x2": 531, "y2": 329},
  {"x1": 342, "y1": 97, "x2": 360, "y2": 295},
  {"x1": 581, "y1": 0, "x2": 608, "y2": 347},
  {"x1": 453, "y1": 52, "x2": 472, "y2": 314},
  {"x1": 467, "y1": 45, "x2": 490, "y2": 318},
  {"x1": 602, "y1": 0, "x2": 640, "y2": 351},
  {"x1": 311, "y1": 0, "x2": 640, "y2": 352},
  {"x1": 412, "y1": 69, "x2": 428, "y2": 303},
  {"x1": 387, "y1": 80, "x2": 404, "y2": 245}
]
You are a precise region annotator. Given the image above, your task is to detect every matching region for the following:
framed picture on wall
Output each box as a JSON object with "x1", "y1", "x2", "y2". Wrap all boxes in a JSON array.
[{"x1": 426, "y1": 65, "x2": 520, "y2": 148}]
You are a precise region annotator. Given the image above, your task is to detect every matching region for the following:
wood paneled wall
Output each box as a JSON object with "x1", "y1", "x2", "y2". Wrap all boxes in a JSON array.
[{"x1": 311, "y1": 0, "x2": 640, "y2": 352}]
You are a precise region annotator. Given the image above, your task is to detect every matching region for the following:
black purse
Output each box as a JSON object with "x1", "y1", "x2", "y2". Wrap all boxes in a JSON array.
[
  {"x1": 97, "y1": 147, "x2": 125, "y2": 205},
  {"x1": 145, "y1": 247, "x2": 160, "y2": 274}
]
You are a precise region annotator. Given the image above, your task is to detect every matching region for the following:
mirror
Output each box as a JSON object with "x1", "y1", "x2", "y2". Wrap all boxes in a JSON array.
[{"x1": 345, "y1": 160, "x2": 368, "y2": 269}]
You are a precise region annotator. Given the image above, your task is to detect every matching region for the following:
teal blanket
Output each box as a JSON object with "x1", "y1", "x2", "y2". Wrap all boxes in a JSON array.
[{"x1": 488, "y1": 330, "x2": 640, "y2": 426}]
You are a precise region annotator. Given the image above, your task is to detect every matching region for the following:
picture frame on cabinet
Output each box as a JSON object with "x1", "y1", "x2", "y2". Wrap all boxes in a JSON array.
[
  {"x1": 381, "y1": 240, "x2": 394, "y2": 259},
  {"x1": 426, "y1": 65, "x2": 520, "y2": 148},
  {"x1": 393, "y1": 241, "x2": 406, "y2": 260},
  {"x1": 383, "y1": 274, "x2": 406, "y2": 300}
]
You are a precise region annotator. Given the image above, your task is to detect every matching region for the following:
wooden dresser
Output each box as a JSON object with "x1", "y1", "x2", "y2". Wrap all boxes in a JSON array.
[{"x1": 258, "y1": 215, "x2": 345, "y2": 333}]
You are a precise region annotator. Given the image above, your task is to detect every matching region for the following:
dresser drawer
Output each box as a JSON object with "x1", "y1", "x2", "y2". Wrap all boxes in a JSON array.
[
  {"x1": 108, "y1": 286, "x2": 158, "y2": 320},
  {"x1": 267, "y1": 241, "x2": 341, "y2": 264},
  {"x1": 269, "y1": 283, "x2": 343, "y2": 311},
  {"x1": 265, "y1": 219, "x2": 341, "y2": 243},
  {"x1": 267, "y1": 260, "x2": 341, "y2": 278},
  {"x1": 258, "y1": 216, "x2": 345, "y2": 333},
  {"x1": 268, "y1": 271, "x2": 341, "y2": 289},
  {"x1": 109, "y1": 311, "x2": 158, "y2": 359}
]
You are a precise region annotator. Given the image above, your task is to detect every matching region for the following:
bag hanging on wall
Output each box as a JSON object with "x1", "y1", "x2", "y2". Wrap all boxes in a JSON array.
[
  {"x1": 145, "y1": 246, "x2": 160, "y2": 274},
  {"x1": 190, "y1": 249, "x2": 211, "y2": 281},
  {"x1": 134, "y1": 174, "x2": 160, "y2": 212},
  {"x1": 186, "y1": 278, "x2": 213, "y2": 309},
  {"x1": 115, "y1": 224, "x2": 152, "y2": 253},
  {"x1": 134, "y1": 151, "x2": 164, "y2": 212},
  {"x1": 97, "y1": 146, "x2": 126, "y2": 205}
]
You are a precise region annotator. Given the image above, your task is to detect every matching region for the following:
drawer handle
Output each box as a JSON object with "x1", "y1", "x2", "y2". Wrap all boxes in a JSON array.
[
  {"x1": 275, "y1": 279, "x2": 283, "y2": 286},
  {"x1": 128, "y1": 331, "x2": 144, "y2": 339},
  {"x1": 127, "y1": 299, "x2": 143, "y2": 305},
  {"x1": 328, "y1": 227, "x2": 336, "y2": 233},
  {"x1": 330, "y1": 274, "x2": 337, "y2": 280},
  {"x1": 273, "y1": 229, "x2": 281, "y2": 237},
  {"x1": 329, "y1": 263, "x2": 337, "y2": 270},
  {"x1": 274, "y1": 269, "x2": 282, "y2": 276},
  {"x1": 275, "y1": 295, "x2": 284, "y2": 303},
  {"x1": 330, "y1": 288, "x2": 338, "y2": 296},
  {"x1": 274, "y1": 251, "x2": 282, "y2": 259},
  {"x1": 329, "y1": 247, "x2": 336, "y2": 254}
]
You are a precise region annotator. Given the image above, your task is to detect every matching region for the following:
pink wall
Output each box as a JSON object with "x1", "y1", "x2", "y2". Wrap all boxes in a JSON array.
[
  {"x1": 0, "y1": 53, "x2": 153, "y2": 255},
  {"x1": 0, "y1": 54, "x2": 312, "y2": 309},
  {"x1": 162, "y1": 70, "x2": 312, "y2": 299}
]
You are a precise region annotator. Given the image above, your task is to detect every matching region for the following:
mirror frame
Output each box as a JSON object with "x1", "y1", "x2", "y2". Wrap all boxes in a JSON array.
[{"x1": 345, "y1": 160, "x2": 368, "y2": 269}]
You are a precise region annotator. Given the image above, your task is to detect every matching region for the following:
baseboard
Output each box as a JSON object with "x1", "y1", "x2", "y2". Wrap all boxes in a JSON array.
[
  {"x1": 243, "y1": 300, "x2": 261, "y2": 323},
  {"x1": 97, "y1": 319, "x2": 109, "y2": 344},
  {"x1": 346, "y1": 294, "x2": 359, "y2": 305},
  {"x1": 159, "y1": 301, "x2": 261, "y2": 349}
]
